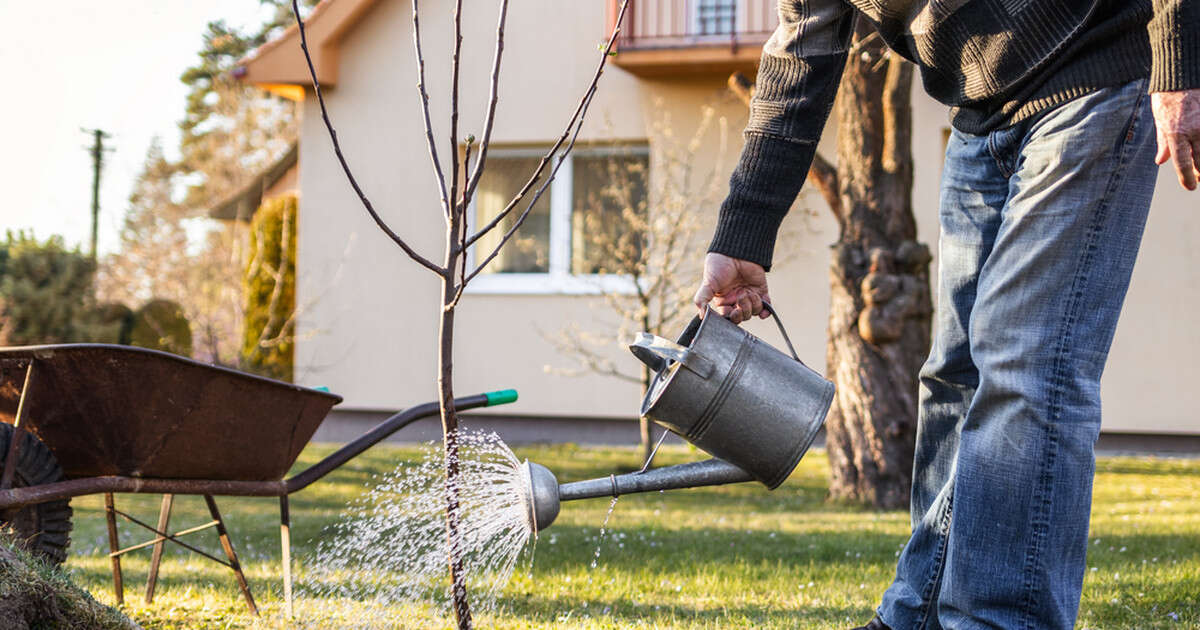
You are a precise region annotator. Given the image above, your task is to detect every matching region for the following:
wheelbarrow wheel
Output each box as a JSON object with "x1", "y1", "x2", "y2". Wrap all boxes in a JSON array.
[{"x1": 0, "y1": 424, "x2": 72, "y2": 565}]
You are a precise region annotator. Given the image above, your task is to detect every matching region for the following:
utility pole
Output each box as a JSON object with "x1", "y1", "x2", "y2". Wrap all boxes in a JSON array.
[{"x1": 83, "y1": 128, "x2": 112, "y2": 261}]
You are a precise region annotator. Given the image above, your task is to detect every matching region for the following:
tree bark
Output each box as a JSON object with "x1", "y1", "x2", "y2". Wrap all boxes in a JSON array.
[
  {"x1": 639, "y1": 313, "x2": 654, "y2": 464},
  {"x1": 823, "y1": 22, "x2": 931, "y2": 509},
  {"x1": 639, "y1": 363, "x2": 654, "y2": 464},
  {"x1": 440, "y1": 230, "x2": 472, "y2": 628}
]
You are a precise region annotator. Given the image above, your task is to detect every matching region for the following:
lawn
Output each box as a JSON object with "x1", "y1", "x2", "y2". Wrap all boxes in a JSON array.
[{"x1": 60, "y1": 443, "x2": 1199, "y2": 629}]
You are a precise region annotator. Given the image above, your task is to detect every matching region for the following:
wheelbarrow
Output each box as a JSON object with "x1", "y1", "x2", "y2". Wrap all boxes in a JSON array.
[{"x1": 0, "y1": 343, "x2": 517, "y2": 616}]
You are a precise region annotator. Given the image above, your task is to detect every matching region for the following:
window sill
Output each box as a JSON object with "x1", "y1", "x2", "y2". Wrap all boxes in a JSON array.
[{"x1": 464, "y1": 273, "x2": 640, "y2": 296}]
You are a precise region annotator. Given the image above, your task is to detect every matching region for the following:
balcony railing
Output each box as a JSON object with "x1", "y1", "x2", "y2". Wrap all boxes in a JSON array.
[{"x1": 609, "y1": 0, "x2": 778, "y2": 52}]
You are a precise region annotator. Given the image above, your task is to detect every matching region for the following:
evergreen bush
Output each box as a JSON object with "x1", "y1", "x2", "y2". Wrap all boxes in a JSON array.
[
  {"x1": 129, "y1": 299, "x2": 192, "y2": 357},
  {"x1": 241, "y1": 194, "x2": 296, "y2": 381},
  {"x1": 0, "y1": 232, "x2": 97, "y2": 345}
]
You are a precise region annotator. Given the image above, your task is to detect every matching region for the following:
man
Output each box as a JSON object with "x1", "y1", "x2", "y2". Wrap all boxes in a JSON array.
[{"x1": 692, "y1": 2, "x2": 1198, "y2": 629}]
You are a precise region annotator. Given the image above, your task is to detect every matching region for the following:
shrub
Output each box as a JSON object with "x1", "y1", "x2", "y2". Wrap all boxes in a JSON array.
[
  {"x1": 241, "y1": 194, "x2": 296, "y2": 381},
  {"x1": 0, "y1": 232, "x2": 97, "y2": 345},
  {"x1": 129, "y1": 299, "x2": 193, "y2": 357}
]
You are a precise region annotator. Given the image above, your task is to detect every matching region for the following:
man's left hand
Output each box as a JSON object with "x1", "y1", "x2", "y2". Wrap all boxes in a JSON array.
[{"x1": 1152, "y1": 88, "x2": 1200, "y2": 191}]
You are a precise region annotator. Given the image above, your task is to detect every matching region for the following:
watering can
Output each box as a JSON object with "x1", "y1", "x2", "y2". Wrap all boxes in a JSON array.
[{"x1": 521, "y1": 304, "x2": 835, "y2": 531}]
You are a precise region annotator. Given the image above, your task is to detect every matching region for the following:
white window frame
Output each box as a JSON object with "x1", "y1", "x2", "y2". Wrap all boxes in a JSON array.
[
  {"x1": 692, "y1": 0, "x2": 738, "y2": 38},
  {"x1": 465, "y1": 145, "x2": 650, "y2": 296}
]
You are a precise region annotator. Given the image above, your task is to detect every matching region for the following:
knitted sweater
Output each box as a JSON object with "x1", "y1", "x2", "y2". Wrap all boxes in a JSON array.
[{"x1": 710, "y1": 0, "x2": 1200, "y2": 270}]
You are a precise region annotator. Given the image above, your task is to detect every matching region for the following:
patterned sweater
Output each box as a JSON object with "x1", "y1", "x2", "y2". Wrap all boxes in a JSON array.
[{"x1": 710, "y1": 0, "x2": 1200, "y2": 270}]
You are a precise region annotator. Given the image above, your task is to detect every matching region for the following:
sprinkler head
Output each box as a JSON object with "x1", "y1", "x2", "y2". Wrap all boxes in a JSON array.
[{"x1": 520, "y1": 460, "x2": 560, "y2": 532}]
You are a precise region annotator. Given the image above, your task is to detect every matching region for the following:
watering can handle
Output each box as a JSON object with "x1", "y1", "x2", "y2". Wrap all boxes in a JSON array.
[
  {"x1": 630, "y1": 333, "x2": 715, "y2": 379},
  {"x1": 683, "y1": 303, "x2": 805, "y2": 364},
  {"x1": 760, "y1": 303, "x2": 803, "y2": 364}
]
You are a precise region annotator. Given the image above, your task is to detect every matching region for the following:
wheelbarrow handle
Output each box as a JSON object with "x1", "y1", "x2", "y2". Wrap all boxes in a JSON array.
[{"x1": 284, "y1": 389, "x2": 518, "y2": 494}]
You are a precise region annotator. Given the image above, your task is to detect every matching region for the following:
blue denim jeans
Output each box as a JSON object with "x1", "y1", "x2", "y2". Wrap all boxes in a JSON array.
[{"x1": 877, "y1": 79, "x2": 1158, "y2": 630}]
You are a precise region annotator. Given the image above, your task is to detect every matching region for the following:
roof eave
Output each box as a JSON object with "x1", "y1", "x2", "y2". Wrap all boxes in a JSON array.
[{"x1": 234, "y1": 0, "x2": 381, "y2": 91}]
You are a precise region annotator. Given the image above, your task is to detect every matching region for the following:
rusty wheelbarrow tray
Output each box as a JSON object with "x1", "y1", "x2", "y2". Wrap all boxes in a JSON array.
[{"x1": 0, "y1": 343, "x2": 517, "y2": 616}]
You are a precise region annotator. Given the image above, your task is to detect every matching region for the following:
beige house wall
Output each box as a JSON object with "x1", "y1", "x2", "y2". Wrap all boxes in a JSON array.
[{"x1": 290, "y1": 0, "x2": 1199, "y2": 434}]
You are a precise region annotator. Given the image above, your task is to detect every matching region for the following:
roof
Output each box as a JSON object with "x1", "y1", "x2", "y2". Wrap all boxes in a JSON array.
[
  {"x1": 234, "y1": 0, "x2": 382, "y2": 96},
  {"x1": 208, "y1": 142, "x2": 299, "y2": 221}
]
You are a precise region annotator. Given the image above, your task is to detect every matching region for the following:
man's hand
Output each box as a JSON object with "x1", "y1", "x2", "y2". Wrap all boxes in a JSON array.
[
  {"x1": 693, "y1": 252, "x2": 770, "y2": 324},
  {"x1": 1152, "y1": 89, "x2": 1200, "y2": 191}
]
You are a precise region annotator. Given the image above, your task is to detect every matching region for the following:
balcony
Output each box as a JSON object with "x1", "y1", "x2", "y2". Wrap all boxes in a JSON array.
[{"x1": 607, "y1": 0, "x2": 778, "y2": 78}]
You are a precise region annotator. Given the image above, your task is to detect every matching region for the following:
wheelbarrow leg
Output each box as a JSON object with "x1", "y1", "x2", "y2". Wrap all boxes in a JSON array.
[
  {"x1": 104, "y1": 493, "x2": 124, "y2": 606},
  {"x1": 280, "y1": 496, "x2": 293, "y2": 618},
  {"x1": 0, "y1": 362, "x2": 34, "y2": 492},
  {"x1": 203, "y1": 495, "x2": 258, "y2": 616},
  {"x1": 144, "y1": 493, "x2": 174, "y2": 604}
]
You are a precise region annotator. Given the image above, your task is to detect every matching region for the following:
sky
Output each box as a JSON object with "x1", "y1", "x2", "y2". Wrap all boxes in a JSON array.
[{"x1": 0, "y1": 1, "x2": 282, "y2": 255}]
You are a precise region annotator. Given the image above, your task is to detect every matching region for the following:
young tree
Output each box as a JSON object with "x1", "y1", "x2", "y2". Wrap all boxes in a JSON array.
[
  {"x1": 176, "y1": 1, "x2": 316, "y2": 209},
  {"x1": 100, "y1": 3, "x2": 316, "y2": 368},
  {"x1": 96, "y1": 140, "x2": 190, "y2": 303},
  {"x1": 291, "y1": 1, "x2": 630, "y2": 625},
  {"x1": 730, "y1": 22, "x2": 932, "y2": 510},
  {"x1": 96, "y1": 142, "x2": 242, "y2": 365},
  {"x1": 544, "y1": 107, "x2": 729, "y2": 464}
]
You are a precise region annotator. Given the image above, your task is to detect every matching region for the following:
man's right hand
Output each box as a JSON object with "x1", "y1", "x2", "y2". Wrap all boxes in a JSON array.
[
  {"x1": 693, "y1": 252, "x2": 770, "y2": 324},
  {"x1": 1152, "y1": 88, "x2": 1200, "y2": 191}
]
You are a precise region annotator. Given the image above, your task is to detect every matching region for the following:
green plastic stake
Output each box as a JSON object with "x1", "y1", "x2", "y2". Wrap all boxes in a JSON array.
[{"x1": 484, "y1": 389, "x2": 519, "y2": 407}]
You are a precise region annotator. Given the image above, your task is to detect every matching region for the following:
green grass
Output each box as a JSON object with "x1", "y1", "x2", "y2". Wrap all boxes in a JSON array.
[
  {"x1": 0, "y1": 537, "x2": 136, "y2": 629},
  {"x1": 60, "y1": 444, "x2": 1200, "y2": 629}
]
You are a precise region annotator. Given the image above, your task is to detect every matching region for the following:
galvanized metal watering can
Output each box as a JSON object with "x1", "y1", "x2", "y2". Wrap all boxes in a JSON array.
[{"x1": 521, "y1": 304, "x2": 835, "y2": 531}]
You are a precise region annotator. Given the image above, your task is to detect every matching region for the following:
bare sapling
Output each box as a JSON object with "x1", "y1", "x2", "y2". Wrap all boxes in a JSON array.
[{"x1": 290, "y1": 1, "x2": 630, "y2": 626}]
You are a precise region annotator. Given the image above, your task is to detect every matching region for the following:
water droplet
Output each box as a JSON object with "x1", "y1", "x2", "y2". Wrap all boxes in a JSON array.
[{"x1": 589, "y1": 496, "x2": 621, "y2": 570}]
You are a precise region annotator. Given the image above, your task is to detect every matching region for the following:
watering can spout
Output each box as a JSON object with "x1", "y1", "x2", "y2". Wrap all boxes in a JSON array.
[{"x1": 520, "y1": 458, "x2": 754, "y2": 532}]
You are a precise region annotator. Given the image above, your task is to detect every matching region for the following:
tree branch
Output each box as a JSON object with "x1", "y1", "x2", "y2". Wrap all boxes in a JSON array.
[
  {"x1": 291, "y1": 0, "x2": 444, "y2": 275},
  {"x1": 727, "y1": 71, "x2": 843, "y2": 225},
  {"x1": 411, "y1": 0, "x2": 452, "y2": 218},
  {"x1": 726, "y1": 71, "x2": 755, "y2": 108},
  {"x1": 466, "y1": 0, "x2": 630, "y2": 280},
  {"x1": 808, "y1": 152, "x2": 844, "y2": 226},
  {"x1": 447, "y1": 0, "x2": 464, "y2": 221},
  {"x1": 882, "y1": 55, "x2": 914, "y2": 175},
  {"x1": 464, "y1": 0, "x2": 630, "y2": 252},
  {"x1": 461, "y1": 0, "x2": 510, "y2": 210},
  {"x1": 447, "y1": 141, "x2": 472, "y2": 311}
]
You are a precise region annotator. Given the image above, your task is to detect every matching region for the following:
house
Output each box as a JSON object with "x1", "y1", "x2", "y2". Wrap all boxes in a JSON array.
[
  {"x1": 237, "y1": 0, "x2": 1200, "y2": 444},
  {"x1": 209, "y1": 142, "x2": 299, "y2": 222}
]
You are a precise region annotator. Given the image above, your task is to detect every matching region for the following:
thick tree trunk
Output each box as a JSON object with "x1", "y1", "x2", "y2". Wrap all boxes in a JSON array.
[
  {"x1": 439, "y1": 266, "x2": 472, "y2": 628},
  {"x1": 823, "y1": 23, "x2": 932, "y2": 509}
]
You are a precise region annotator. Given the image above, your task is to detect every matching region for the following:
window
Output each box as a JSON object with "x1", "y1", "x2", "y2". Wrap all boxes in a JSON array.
[
  {"x1": 469, "y1": 146, "x2": 650, "y2": 294},
  {"x1": 475, "y1": 153, "x2": 552, "y2": 274},
  {"x1": 696, "y1": 0, "x2": 737, "y2": 36},
  {"x1": 571, "y1": 152, "x2": 648, "y2": 275}
]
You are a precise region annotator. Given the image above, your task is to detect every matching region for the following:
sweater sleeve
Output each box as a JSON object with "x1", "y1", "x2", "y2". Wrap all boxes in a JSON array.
[
  {"x1": 1148, "y1": 0, "x2": 1200, "y2": 92},
  {"x1": 708, "y1": 1, "x2": 854, "y2": 270}
]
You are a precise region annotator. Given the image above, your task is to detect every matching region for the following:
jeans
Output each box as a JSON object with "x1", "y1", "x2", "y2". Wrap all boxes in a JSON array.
[{"x1": 877, "y1": 79, "x2": 1158, "y2": 630}]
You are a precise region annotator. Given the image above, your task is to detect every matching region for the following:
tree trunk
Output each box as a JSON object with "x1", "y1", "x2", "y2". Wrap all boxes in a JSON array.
[
  {"x1": 439, "y1": 266, "x2": 472, "y2": 628},
  {"x1": 639, "y1": 363, "x2": 654, "y2": 464},
  {"x1": 823, "y1": 23, "x2": 932, "y2": 509},
  {"x1": 639, "y1": 313, "x2": 654, "y2": 465}
]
